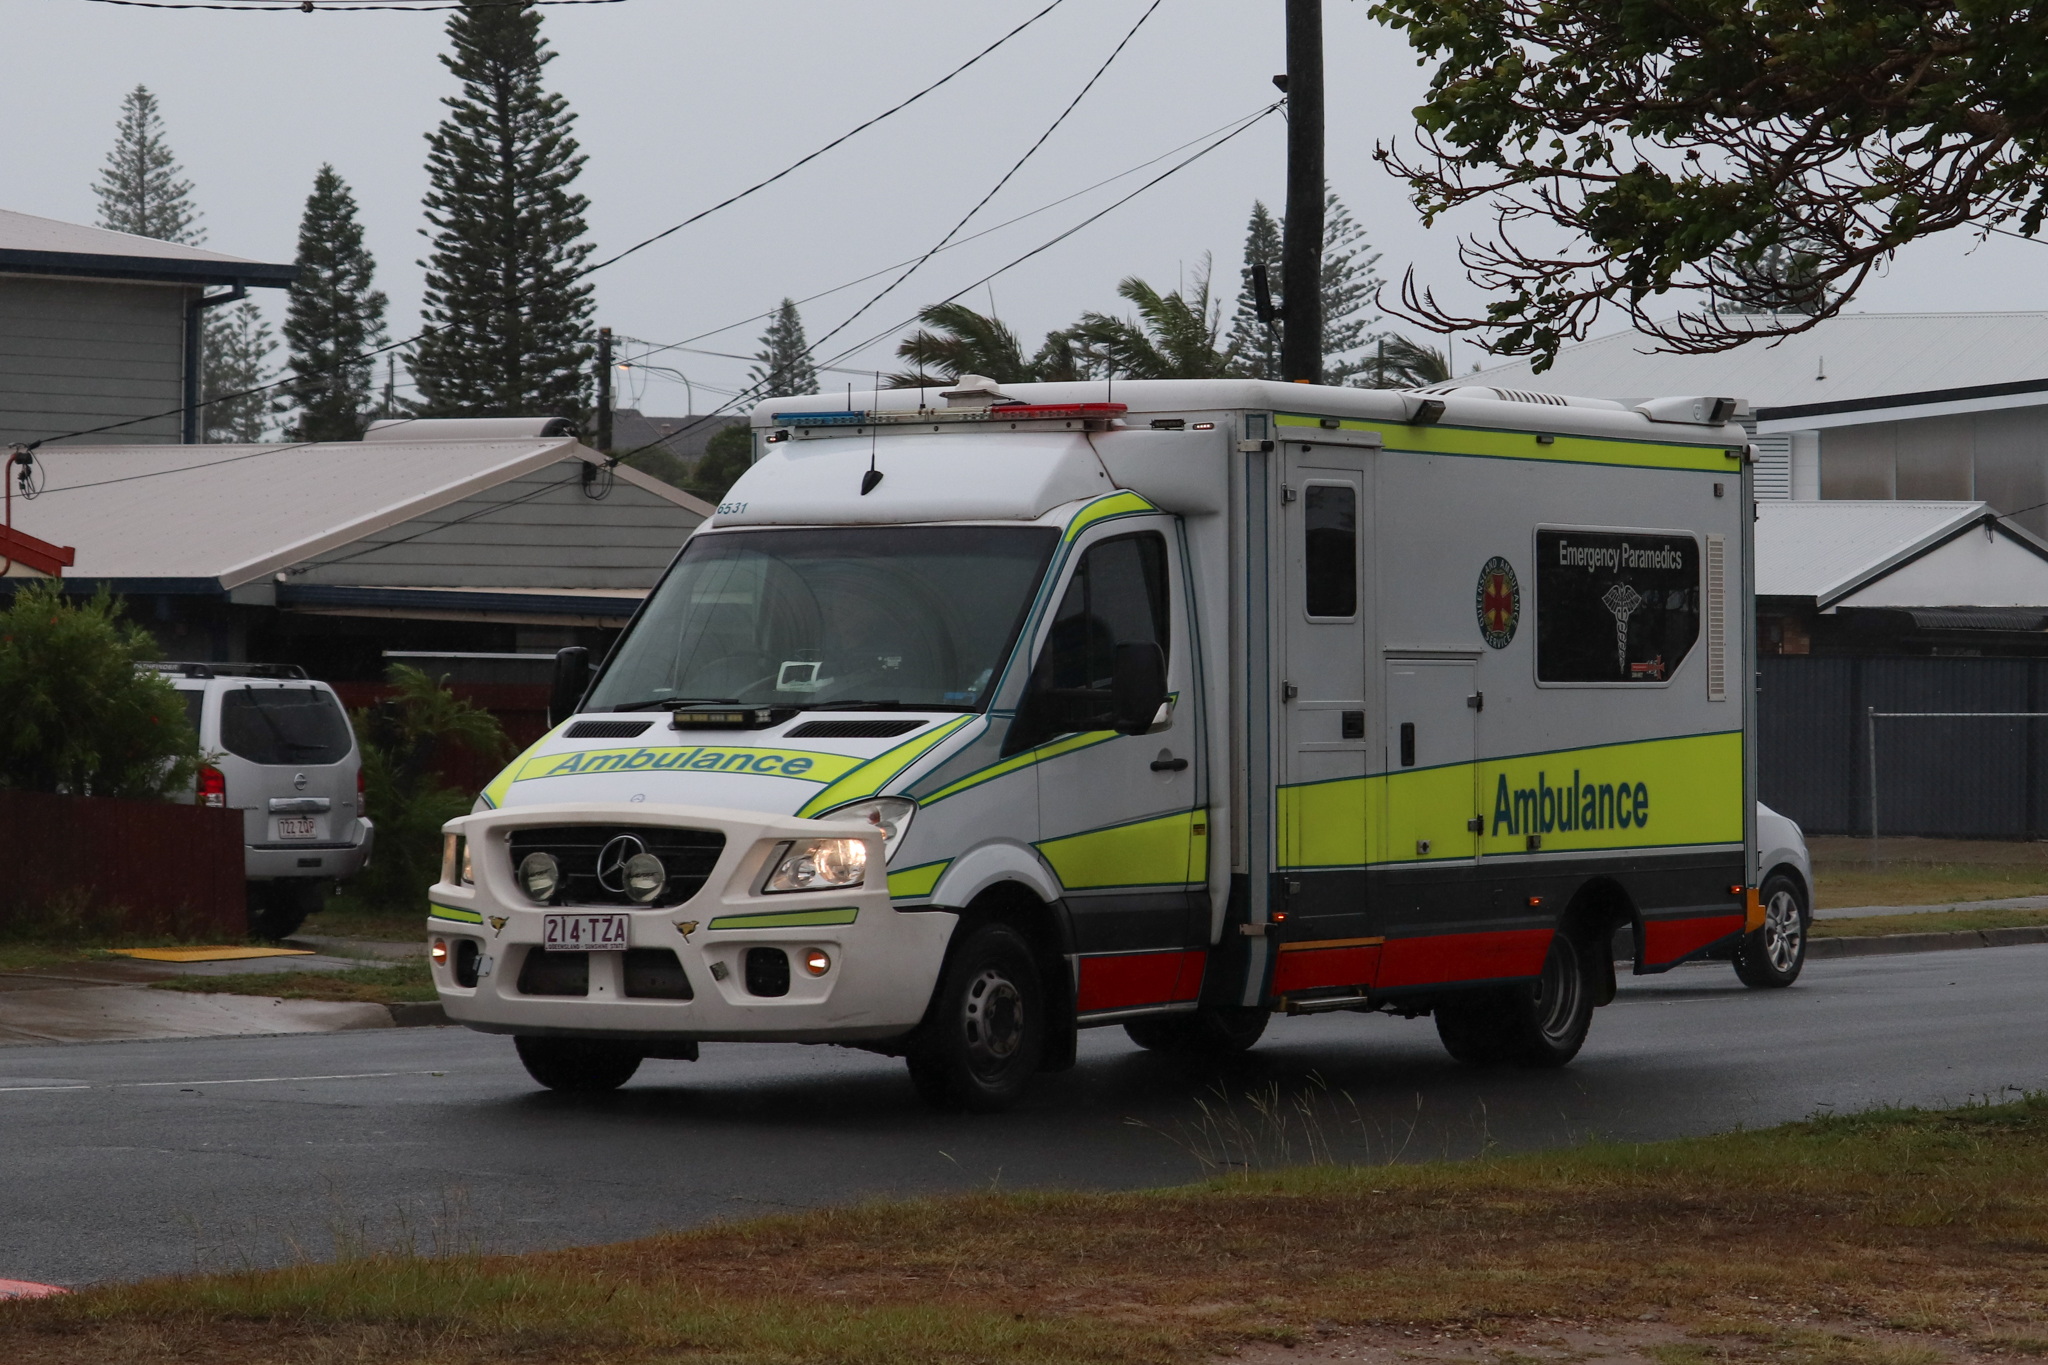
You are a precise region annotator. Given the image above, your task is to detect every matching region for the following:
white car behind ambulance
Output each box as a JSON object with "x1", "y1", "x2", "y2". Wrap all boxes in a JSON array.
[{"x1": 430, "y1": 376, "x2": 1791, "y2": 1109}]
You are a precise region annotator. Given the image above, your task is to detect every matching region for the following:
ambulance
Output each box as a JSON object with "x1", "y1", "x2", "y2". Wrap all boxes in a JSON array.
[{"x1": 427, "y1": 376, "x2": 1779, "y2": 1111}]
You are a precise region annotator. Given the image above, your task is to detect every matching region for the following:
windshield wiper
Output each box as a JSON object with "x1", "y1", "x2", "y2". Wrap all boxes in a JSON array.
[
  {"x1": 801, "y1": 699, "x2": 972, "y2": 712},
  {"x1": 608, "y1": 697, "x2": 739, "y2": 712}
]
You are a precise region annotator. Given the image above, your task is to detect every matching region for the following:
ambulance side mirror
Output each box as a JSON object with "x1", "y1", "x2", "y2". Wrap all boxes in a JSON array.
[
  {"x1": 1111, "y1": 643, "x2": 1169, "y2": 736},
  {"x1": 549, "y1": 647, "x2": 591, "y2": 728}
]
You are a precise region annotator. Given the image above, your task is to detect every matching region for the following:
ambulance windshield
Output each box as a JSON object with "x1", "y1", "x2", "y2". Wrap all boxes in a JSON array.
[{"x1": 587, "y1": 525, "x2": 1060, "y2": 713}]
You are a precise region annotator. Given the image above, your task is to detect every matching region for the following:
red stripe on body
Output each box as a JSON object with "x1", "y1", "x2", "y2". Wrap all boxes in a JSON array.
[
  {"x1": 1077, "y1": 950, "x2": 1205, "y2": 1013},
  {"x1": 1375, "y1": 929, "x2": 1553, "y2": 989},
  {"x1": 1271, "y1": 944, "x2": 1380, "y2": 994},
  {"x1": 1642, "y1": 913, "x2": 1743, "y2": 966}
]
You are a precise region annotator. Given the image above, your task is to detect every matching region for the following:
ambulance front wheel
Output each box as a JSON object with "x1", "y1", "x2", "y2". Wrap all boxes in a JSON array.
[
  {"x1": 906, "y1": 923, "x2": 1046, "y2": 1113},
  {"x1": 515, "y1": 1036, "x2": 642, "y2": 1093},
  {"x1": 1434, "y1": 932, "x2": 1594, "y2": 1068},
  {"x1": 1123, "y1": 1006, "x2": 1269, "y2": 1055}
]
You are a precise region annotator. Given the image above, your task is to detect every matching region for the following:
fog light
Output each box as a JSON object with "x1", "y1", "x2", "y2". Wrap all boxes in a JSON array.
[
  {"x1": 803, "y1": 948, "x2": 831, "y2": 976},
  {"x1": 431, "y1": 938, "x2": 449, "y2": 966},
  {"x1": 763, "y1": 837, "x2": 867, "y2": 892},
  {"x1": 623, "y1": 851, "x2": 667, "y2": 904},
  {"x1": 518, "y1": 851, "x2": 561, "y2": 903}
]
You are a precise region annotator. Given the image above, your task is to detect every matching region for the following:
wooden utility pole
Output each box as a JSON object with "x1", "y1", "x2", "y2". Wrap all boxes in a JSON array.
[
  {"x1": 1280, "y1": 0, "x2": 1324, "y2": 383},
  {"x1": 596, "y1": 326, "x2": 613, "y2": 452}
]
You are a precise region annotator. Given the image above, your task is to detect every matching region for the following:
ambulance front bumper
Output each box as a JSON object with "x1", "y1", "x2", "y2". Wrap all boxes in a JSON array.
[{"x1": 425, "y1": 802, "x2": 956, "y2": 1043}]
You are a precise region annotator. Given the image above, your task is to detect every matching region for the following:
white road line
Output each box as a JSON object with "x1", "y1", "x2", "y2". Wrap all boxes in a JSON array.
[
  {"x1": 0, "y1": 1085, "x2": 90, "y2": 1093},
  {"x1": 126, "y1": 1071, "x2": 439, "y2": 1088}
]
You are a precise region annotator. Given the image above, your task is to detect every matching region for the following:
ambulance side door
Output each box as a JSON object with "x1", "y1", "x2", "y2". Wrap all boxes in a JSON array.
[{"x1": 1021, "y1": 516, "x2": 1205, "y2": 1021}]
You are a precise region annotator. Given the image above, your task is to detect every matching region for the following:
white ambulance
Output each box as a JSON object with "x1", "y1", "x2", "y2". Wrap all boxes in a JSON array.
[{"x1": 428, "y1": 376, "x2": 1785, "y2": 1110}]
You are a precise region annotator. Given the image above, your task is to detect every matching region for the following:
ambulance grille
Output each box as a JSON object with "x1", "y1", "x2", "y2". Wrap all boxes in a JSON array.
[
  {"x1": 785, "y1": 719, "x2": 928, "y2": 739},
  {"x1": 507, "y1": 825, "x2": 725, "y2": 908}
]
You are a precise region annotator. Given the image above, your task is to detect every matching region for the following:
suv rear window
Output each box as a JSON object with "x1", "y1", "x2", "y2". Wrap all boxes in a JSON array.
[{"x1": 219, "y1": 686, "x2": 353, "y2": 766}]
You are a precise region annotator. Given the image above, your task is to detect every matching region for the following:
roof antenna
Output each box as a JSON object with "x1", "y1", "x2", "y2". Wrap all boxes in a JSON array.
[{"x1": 862, "y1": 370, "x2": 883, "y2": 495}]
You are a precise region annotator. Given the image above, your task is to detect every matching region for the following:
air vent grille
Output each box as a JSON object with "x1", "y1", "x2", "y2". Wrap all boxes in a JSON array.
[
  {"x1": 1705, "y1": 533, "x2": 1728, "y2": 702},
  {"x1": 785, "y1": 719, "x2": 928, "y2": 739},
  {"x1": 566, "y1": 719, "x2": 654, "y2": 738}
]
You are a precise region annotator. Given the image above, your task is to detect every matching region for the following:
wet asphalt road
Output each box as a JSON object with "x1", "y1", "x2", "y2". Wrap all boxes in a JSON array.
[{"x1": 5, "y1": 943, "x2": 2045, "y2": 1287}]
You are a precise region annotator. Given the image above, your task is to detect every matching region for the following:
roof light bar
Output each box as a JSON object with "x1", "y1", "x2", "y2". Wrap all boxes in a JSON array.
[{"x1": 771, "y1": 402, "x2": 1128, "y2": 429}]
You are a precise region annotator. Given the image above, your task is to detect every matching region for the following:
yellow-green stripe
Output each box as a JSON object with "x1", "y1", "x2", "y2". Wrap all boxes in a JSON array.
[
  {"x1": 887, "y1": 859, "x2": 950, "y2": 899},
  {"x1": 795, "y1": 715, "x2": 977, "y2": 818},
  {"x1": 1063, "y1": 490, "x2": 1156, "y2": 542},
  {"x1": 428, "y1": 903, "x2": 483, "y2": 924},
  {"x1": 920, "y1": 728, "x2": 1118, "y2": 805},
  {"x1": 1274, "y1": 412, "x2": 1731, "y2": 472},
  {"x1": 707, "y1": 906, "x2": 859, "y2": 930}
]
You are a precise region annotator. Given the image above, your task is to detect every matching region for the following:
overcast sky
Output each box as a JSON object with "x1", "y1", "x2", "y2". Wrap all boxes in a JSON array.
[{"x1": 11, "y1": 0, "x2": 2048, "y2": 415}]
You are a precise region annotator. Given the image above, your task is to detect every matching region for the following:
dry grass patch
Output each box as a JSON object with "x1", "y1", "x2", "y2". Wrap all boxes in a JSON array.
[
  {"x1": 5, "y1": 1096, "x2": 2048, "y2": 1364},
  {"x1": 1808, "y1": 838, "x2": 2048, "y2": 909}
]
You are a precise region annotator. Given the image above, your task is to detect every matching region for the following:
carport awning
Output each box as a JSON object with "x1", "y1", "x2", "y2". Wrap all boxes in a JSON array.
[{"x1": 1906, "y1": 608, "x2": 2048, "y2": 632}]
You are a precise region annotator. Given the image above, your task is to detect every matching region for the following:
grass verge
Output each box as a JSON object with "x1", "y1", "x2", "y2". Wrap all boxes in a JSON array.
[
  {"x1": 1813, "y1": 906, "x2": 2048, "y2": 939},
  {"x1": 1808, "y1": 837, "x2": 2048, "y2": 909},
  {"x1": 6, "y1": 1094, "x2": 2048, "y2": 1363},
  {"x1": 296, "y1": 889, "x2": 425, "y2": 943},
  {"x1": 148, "y1": 959, "x2": 436, "y2": 1005}
]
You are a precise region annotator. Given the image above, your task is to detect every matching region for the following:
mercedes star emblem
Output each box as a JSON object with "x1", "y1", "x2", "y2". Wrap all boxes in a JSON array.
[{"x1": 595, "y1": 834, "x2": 648, "y2": 894}]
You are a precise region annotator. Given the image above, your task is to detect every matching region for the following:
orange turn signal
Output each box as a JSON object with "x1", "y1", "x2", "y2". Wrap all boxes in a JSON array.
[
  {"x1": 803, "y1": 948, "x2": 831, "y2": 977},
  {"x1": 430, "y1": 938, "x2": 449, "y2": 966}
]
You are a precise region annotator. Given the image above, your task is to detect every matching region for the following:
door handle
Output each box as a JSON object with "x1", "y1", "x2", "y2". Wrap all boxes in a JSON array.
[{"x1": 1150, "y1": 757, "x2": 1189, "y2": 772}]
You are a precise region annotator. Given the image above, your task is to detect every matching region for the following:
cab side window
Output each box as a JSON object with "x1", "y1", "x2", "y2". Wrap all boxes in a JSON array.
[{"x1": 1007, "y1": 531, "x2": 1169, "y2": 753}]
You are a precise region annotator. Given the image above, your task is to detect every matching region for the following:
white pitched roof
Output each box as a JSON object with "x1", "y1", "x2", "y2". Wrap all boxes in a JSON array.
[
  {"x1": 1470, "y1": 312, "x2": 2048, "y2": 414},
  {"x1": 0, "y1": 206, "x2": 293, "y2": 285},
  {"x1": 1756, "y1": 500, "x2": 2048, "y2": 607},
  {"x1": 9, "y1": 436, "x2": 706, "y2": 590}
]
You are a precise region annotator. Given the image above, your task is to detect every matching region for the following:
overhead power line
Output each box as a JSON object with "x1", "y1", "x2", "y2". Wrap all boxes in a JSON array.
[{"x1": 17, "y1": 0, "x2": 1074, "y2": 454}]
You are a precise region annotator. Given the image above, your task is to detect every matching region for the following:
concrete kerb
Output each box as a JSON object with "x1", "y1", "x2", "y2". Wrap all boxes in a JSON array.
[{"x1": 1809, "y1": 925, "x2": 2048, "y2": 958}]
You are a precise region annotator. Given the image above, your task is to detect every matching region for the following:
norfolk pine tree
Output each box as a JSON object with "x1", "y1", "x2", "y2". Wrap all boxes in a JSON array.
[
  {"x1": 285, "y1": 166, "x2": 389, "y2": 441},
  {"x1": 203, "y1": 303, "x2": 282, "y2": 442},
  {"x1": 94, "y1": 85, "x2": 201, "y2": 244},
  {"x1": 1226, "y1": 190, "x2": 1383, "y2": 382},
  {"x1": 748, "y1": 300, "x2": 819, "y2": 398},
  {"x1": 410, "y1": 0, "x2": 595, "y2": 421}
]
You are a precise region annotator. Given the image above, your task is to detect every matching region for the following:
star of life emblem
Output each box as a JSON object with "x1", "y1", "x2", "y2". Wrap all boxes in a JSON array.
[{"x1": 1475, "y1": 556, "x2": 1520, "y2": 649}]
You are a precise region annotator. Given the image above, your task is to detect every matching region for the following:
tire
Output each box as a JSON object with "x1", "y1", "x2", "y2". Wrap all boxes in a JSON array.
[
  {"x1": 514, "y1": 1036, "x2": 642, "y2": 1093},
  {"x1": 906, "y1": 923, "x2": 1045, "y2": 1113},
  {"x1": 246, "y1": 881, "x2": 321, "y2": 941},
  {"x1": 1434, "y1": 932, "x2": 1595, "y2": 1068},
  {"x1": 1124, "y1": 1006, "x2": 1269, "y2": 1055},
  {"x1": 1734, "y1": 873, "x2": 1809, "y2": 988}
]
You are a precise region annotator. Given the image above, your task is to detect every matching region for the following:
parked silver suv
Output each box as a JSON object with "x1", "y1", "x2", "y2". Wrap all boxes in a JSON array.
[{"x1": 150, "y1": 664, "x2": 375, "y2": 939}]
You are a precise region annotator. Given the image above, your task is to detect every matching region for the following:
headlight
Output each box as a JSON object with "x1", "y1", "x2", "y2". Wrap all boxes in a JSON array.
[
  {"x1": 460, "y1": 838, "x2": 473, "y2": 885},
  {"x1": 815, "y1": 796, "x2": 916, "y2": 860},
  {"x1": 518, "y1": 851, "x2": 562, "y2": 903},
  {"x1": 763, "y1": 838, "x2": 868, "y2": 893},
  {"x1": 623, "y1": 852, "x2": 667, "y2": 905}
]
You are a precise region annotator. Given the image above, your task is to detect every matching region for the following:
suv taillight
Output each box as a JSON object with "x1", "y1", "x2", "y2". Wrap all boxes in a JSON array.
[
  {"x1": 196, "y1": 765, "x2": 226, "y2": 809},
  {"x1": 357, "y1": 766, "x2": 366, "y2": 821}
]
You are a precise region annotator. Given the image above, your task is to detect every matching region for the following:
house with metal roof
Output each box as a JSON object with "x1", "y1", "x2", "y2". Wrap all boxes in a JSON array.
[
  {"x1": 1470, "y1": 312, "x2": 2048, "y2": 533},
  {"x1": 1, "y1": 418, "x2": 710, "y2": 679},
  {"x1": 0, "y1": 206, "x2": 295, "y2": 448},
  {"x1": 1757, "y1": 501, "x2": 2048, "y2": 655}
]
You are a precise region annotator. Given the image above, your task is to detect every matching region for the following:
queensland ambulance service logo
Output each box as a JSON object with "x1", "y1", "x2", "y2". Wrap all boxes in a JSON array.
[{"x1": 1476, "y1": 556, "x2": 1520, "y2": 649}]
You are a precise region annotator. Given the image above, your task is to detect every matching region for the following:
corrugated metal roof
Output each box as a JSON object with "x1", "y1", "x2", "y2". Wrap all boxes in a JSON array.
[
  {"x1": 6, "y1": 436, "x2": 701, "y2": 590},
  {"x1": 0, "y1": 207, "x2": 293, "y2": 286},
  {"x1": 1470, "y1": 313, "x2": 2048, "y2": 413},
  {"x1": 1756, "y1": 500, "x2": 1989, "y2": 601}
]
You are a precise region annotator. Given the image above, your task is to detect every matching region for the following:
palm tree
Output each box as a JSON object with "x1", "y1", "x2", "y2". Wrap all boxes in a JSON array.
[
  {"x1": 1357, "y1": 334, "x2": 1451, "y2": 389},
  {"x1": 1069, "y1": 257, "x2": 1233, "y2": 379},
  {"x1": 889, "y1": 302, "x2": 1039, "y2": 387}
]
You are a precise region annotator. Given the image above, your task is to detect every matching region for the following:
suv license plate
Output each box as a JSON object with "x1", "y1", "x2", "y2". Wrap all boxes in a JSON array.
[
  {"x1": 276, "y1": 817, "x2": 317, "y2": 840},
  {"x1": 543, "y1": 914, "x2": 630, "y2": 951}
]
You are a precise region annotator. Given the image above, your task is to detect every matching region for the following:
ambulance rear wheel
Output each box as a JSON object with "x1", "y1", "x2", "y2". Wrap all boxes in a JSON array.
[
  {"x1": 907, "y1": 923, "x2": 1045, "y2": 1113},
  {"x1": 1734, "y1": 874, "x2": 1808, "y2": 989},
  {"x1": 515, "y1": 1036, "x2": 642, "y2": 1093},
  {"x1": 1434, "y1": 933, "x2": 1594, "y2": 1068},
  {"x1": 1124, "y1": 1007, "x2": 1269, "y2": 1055}
]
